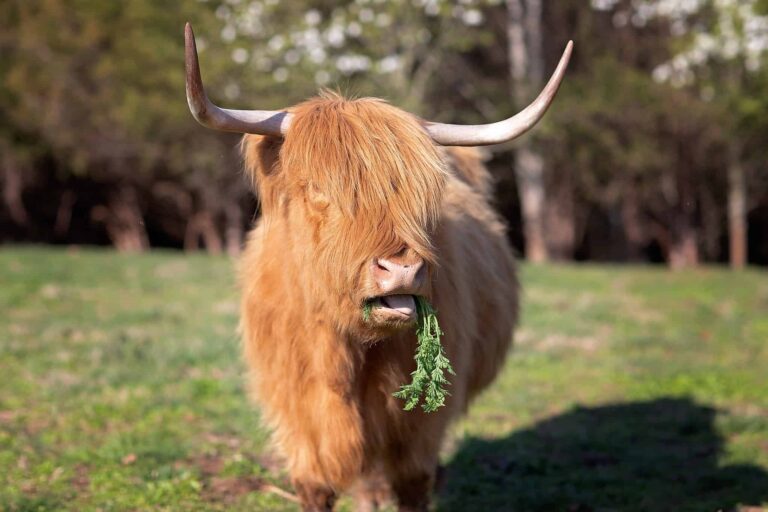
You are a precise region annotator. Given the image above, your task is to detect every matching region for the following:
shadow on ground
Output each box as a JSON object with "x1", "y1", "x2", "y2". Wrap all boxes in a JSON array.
[{"x1": 437, "y1": 398, "x2": 768, "y2": 512}]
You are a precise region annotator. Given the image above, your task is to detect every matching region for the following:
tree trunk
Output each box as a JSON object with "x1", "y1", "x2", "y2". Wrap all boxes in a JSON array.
[
  {"x1": 668, "y1": 217, "x2": 699, "y2": 270},
  {"x1": 200, "y1": 212, "x2": 223, "y2": 255},
  {"x1": 544, "y1": 187, "x2": 573, "y2": 261},
  {"x1": 516, "y1": 149, "x2": 548, "y2": 261},
  {"x1": 92, "y1": 186, "x2": 149, "y2": 252},
  {"x1": 545, "y1": 164, "x2": 575, "y2": 261},
  {"x1": 54, "y1": 190, "x2": 75, "y2": 238},
  {"x1": 621, "y1": 181, "x2": 647, "y2": 261},
  {"x1": 225, "y1": 203, "x2": 244, "y2": 257},
  {"x1": 183, "y1": 217, "x2": 200, "y2": 252},
  {"x1": 184, "y1": 211, "x2": 223, "y2": 255},
  {"x1": 507, "y1": 0, "x2": 549, "y2": 262},
  {"x1": 727, "y1": 155, "x2": 747, "y2": 269},
  {"x1": 1, "y1": 155, "x2": 30, "y2": 226},
  {"x1": 699, "y1": 185, "x2": 721, "y2": 262}
]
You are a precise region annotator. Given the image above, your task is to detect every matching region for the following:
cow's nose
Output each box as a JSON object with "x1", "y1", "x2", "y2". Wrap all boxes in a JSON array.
[{"x1": 373, "y1": 251, "x2": 426, "y2": 295}]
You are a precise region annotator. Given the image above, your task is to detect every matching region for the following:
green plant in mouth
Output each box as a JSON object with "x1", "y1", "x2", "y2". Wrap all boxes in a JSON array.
[
  {"x1": 362, "y1": 299, "x2": 375, "y2": 322},
  {"x1": 363, "y1": 296, "x2": 454, "y2": 412}
]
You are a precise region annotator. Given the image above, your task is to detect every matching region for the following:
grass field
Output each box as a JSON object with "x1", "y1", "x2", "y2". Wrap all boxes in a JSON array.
[{"x1": 1, "y1": 247, "x2": 767, "y2": 511}]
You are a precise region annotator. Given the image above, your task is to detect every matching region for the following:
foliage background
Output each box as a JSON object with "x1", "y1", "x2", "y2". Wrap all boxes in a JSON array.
[{"x1": 1, "y1": 0, "x2": 767, "y2": 266}]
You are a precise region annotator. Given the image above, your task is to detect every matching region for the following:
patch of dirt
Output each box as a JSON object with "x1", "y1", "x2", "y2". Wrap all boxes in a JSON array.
[
  {"x1": 42, "y1": 370, "x2": 80, "y2": 389},
  {"x1": 516, "y1": 328, "x2": 608, "y2": 353},
  {"x1": 39, "y1": 284, "x2": 62, "y2": 299},
  {"x1": 71, "y1": 464, "x2": 90, "y2": 492},
  {"x1": 190, "y1": 452, "x2": 298, "y2": 505},
  {"x1": 193, "y1": 454, "x2": 225, "y2": 476},
  {"x1": 24, "y1": 415, "x2": 51, "y2": 436},
  {"x1": 153, "y1": 260, "x2": 189, "y2": 279},
  {"x1": 728, "y1": 403, "x2": 768, "y2": 419},
  {"x1": 203, "y1": 475, "x2": 270, "y2": 504},
  {"x1": 213, "y1": 301, "x2": 238, "y2": 315},
  {"x1": 254, "y1": 450, "x2": 284, "y2": 474},
  {"x1": 202, "y1": 432, "x2": 242, "y2": 449}
]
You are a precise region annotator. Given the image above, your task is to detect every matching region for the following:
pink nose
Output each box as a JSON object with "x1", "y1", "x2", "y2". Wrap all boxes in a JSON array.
[{"x1": 373, "y1": 251, "x2": 426, "y2": 295}]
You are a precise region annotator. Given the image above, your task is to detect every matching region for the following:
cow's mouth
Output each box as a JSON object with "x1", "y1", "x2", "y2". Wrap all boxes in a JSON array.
[{"x1": 365, "y1": 294, "x2": 417, "y2": 323}]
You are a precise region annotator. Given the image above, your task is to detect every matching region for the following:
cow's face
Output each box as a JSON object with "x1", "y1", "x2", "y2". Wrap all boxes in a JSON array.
[{"x1": 243, "y1": 94, "x2": 448, "y2": 336}]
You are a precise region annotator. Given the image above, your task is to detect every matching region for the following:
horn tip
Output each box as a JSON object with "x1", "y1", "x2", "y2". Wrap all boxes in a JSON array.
[
  {"x1": 185, "y1": 23, "x2": 194, "y2": 42},
  {"x1": 559, "y1": 40, "x2": 574, "y2": 69}
]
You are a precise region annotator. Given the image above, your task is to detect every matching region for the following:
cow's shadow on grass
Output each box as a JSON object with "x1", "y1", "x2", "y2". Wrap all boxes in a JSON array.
[{"x1": 437, "y1": 398, "x2": 768, "y2": 511}]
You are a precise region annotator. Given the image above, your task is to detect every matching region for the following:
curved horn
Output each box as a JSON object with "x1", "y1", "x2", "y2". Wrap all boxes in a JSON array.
[
  {"x1": 185, "y1": 23, "x2": 292, "y2": 135},
  {"x1": 425, "y1": 41, "x2": 573, "y2": 146}
]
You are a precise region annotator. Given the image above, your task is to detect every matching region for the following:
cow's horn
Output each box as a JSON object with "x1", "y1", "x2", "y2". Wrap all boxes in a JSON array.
[
  {"x1": 424, "y1": 41, "x2": 573, "y2": 146},
  {"x1": 185, "y1": 23, "x2": 292, "y2": 135}
]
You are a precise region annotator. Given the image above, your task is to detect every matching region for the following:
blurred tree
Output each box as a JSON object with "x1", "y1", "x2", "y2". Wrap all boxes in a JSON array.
[
  {"x1": 217, "y1": 0, "x2": 497, "y2": 114},
  {"x1": 506, "y1": 0, "x2": 551, "y2": 262},
  {"x1": 539, "y1": 0, "x2": 758, "y2": 268},
  {"x1": 649, "y1": 0, "x2": 768, "y2": 268},
  {"x1": 1, "y1": 0, "x2": 767, "y2": 267},
  {"x1": 0, "y1": 0, "x2": 255, "y2": 252}
]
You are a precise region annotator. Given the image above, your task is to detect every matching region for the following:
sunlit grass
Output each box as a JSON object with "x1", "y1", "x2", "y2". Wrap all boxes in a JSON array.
[{"x1": 1, "y1": 248, "x2": 767, "y2": 511}]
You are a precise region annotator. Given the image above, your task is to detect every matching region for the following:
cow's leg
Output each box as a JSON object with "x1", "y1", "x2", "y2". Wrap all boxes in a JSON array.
[
  {"x1": 278, "y1": 374, "x2": 364, "y2": 511},
  {"x1": 389, "y1": 470, "x2": 433, "y2": 512},
  {"x1": 381, "y1": 416, "x2": 445, "y2": 512},
  {"x1": 292, "y1": 479, "x2": 336, "y2": 512},
  {"x1": 352, "y1": 470, "x2": 391, "y2": 512}
]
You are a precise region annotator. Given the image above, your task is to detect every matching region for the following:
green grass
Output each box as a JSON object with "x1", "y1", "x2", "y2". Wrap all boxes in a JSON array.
[{"x1": 1, "y1": 248, "x2": 767, "y2": 511}]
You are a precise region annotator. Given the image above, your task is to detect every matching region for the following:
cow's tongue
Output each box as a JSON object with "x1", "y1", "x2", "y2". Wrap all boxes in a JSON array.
[{"x1": 380, "y1": 294, "x2": 416, "y2": 316}]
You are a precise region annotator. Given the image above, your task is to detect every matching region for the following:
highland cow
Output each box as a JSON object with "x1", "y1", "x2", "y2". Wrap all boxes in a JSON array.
[{"x1": 184, "y1": 23, "x2": 572, "y2": 512}]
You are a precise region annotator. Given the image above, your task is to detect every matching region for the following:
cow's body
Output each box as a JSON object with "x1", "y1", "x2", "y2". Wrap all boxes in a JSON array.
[{"x1": 238, "y1": 94, "x2": 517, "y2": 511}]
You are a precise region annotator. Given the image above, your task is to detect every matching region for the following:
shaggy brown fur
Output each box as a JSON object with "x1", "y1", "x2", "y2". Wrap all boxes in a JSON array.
[{"x1": 239, "y1": 92, "x2": 518, "y2": 511}]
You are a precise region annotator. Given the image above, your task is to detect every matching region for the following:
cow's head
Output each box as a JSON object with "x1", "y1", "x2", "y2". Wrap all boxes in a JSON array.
[{"x1": 184, "y1": 23, "x2": 571, "y2": 336}]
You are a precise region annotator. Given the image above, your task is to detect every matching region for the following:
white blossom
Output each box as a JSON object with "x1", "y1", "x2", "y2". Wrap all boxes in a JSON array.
[
  {"x1": 221, "y1": 25, "x2": 237, "y2": 42},
  {"x1": 231, "y1": 47, "x2": 248, "y2": 64},
  {"x1": 305, "y1": 9, "x2": 322, "y2": 26},
  {"x1": 359, "y1": 8, "x2": 375, "y2": 23},
  {"x1": 347, "y1": 21, "x2": 362, "y2": 37},
  {"x1": 268, "y1": 34, "x2": 285, "y2": 51},
  {"x1": 224, "y1": 83, "x2": 240, "y2": 100},
  {"x1": 591, "y1": 0, "x2": 620, "y2": 11},
  {"x1": 326, "y1": 25, "x2": 346, "y2": 47},
  {"x1": 376, "y1": 13, "x2": 392, "y2": 27},
  {"x1": 315, "y1": 70, "x2": 331, "y2": 85},
  {"x1": 462, "y1": 8, "x2": 483, "y2": 26},
  {"x1": 215, "y1": 5, "x2": 231, "y2": 20},
  {"x1": 377, "y1": 55, "x2": 402, "y2": 73},
  {"x1": 336, "y1": 54, "x2": 372, "y2": 74},
  {"x1": 309, "y1": 47, "x2": 328, "y2": 64},
  {"x1": 273, "y1": 67, "x2": 289, "y2": 82},
  {"x1": 284, "y1": 49, "x2": 300, "y2": 65},
  {"x1": 645, "y1": 0, "x2": 768, "y2": 86}
]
